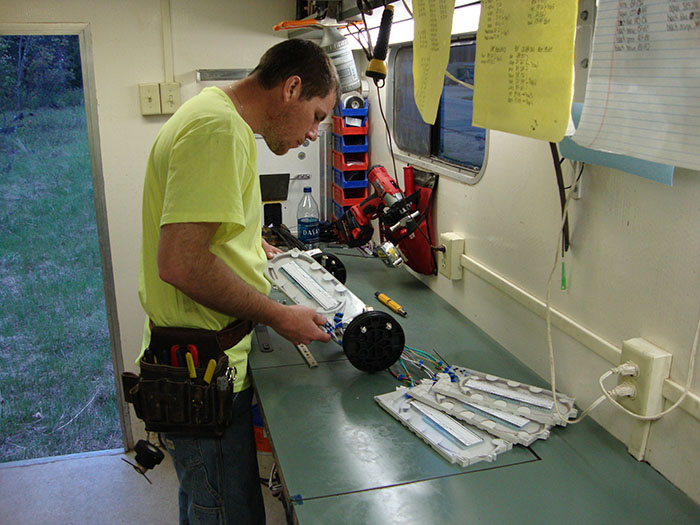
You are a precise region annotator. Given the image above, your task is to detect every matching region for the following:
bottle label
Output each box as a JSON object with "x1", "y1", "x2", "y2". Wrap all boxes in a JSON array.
[{"x1": 297, "y1": 217, "x2": 319, "y2": 245}]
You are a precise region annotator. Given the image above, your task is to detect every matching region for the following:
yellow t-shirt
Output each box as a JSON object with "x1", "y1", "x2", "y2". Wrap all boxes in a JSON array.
[{"x1": 138, "y1": 86, "x2": 271, "y2": 391}]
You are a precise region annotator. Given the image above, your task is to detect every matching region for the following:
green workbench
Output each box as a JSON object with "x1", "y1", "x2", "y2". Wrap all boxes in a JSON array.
[{"x1": 250, "y1": 250, "x2": 700, "y2": 524}]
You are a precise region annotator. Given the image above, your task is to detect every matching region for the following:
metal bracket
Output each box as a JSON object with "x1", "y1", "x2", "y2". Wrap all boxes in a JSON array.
[{"x1": 295, "y1": 343, "x2": 318, "y2": 368}]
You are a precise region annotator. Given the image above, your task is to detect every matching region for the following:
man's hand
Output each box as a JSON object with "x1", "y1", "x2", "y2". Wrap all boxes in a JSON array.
[
  {"x1": 270, "y1": 304, "x2": 331, "y2": 345},
  {"x1": 261, "y1": 238, "x2": 283, "y2": 260}
]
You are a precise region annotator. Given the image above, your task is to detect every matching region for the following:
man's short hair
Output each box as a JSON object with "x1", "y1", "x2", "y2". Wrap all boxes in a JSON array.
[{"x1": 252, "y1": 39, "x2": 340, "y2": 106}]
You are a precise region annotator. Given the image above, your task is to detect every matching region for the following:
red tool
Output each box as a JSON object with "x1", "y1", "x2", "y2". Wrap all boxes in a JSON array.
[
  {"x1": 186, "y1": 344, "x2": 199, "y2": 367},
  {"x1": 336, "y1": 165, "x2": 416, "y2": 246},
  {"x1": 335, "y1": 165, "x2": 438, "y2": 275},
  {"x1": 170, "y1": 345, "x2": 181, "y2": 367}
]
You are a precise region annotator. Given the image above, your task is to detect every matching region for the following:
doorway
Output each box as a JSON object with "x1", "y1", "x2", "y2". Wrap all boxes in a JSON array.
[{"x1": 0, "y1": 29, "x2": 126, "y2": 462}]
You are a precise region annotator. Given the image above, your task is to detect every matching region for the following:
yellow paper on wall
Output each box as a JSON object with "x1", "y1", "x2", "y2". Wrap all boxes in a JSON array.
[
  {"x1": 473, "y1": 0, "x2": 577, "y2": 142},
  {"x1": 412, "y1": 0, "x2": 456, "y2": 125}
]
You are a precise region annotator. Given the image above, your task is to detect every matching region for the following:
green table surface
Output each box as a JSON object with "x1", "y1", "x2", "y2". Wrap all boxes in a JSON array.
[{"x1": 250, "y1": 249, "x2": 700, "y2": 524}]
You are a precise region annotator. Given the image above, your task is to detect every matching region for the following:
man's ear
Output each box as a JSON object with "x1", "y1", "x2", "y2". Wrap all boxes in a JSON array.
[{"x1": 282, "y1": 75, "x2": 302, "y2": 102}]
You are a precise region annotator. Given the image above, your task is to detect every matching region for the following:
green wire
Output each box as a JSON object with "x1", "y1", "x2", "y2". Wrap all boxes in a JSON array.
[
  {"x1": 399, "y1": 359, "x2": 415, "y2": 386},
  {"x1": 561, "y1": 260, "x2": 568, "y2": 290},
  {"x1": 404, "y1": 345, "x2": 438, "y2": 362}
]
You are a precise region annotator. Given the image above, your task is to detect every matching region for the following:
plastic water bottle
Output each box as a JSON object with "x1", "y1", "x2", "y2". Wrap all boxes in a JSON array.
[{"x1": 297, "y1": 187, "x2": 320, "y2": 248}]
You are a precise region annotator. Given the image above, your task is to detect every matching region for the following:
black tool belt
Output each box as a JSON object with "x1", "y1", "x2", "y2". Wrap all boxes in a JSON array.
[{"x1": 121, "y1": 319, "x2": 255, "y2": 437}]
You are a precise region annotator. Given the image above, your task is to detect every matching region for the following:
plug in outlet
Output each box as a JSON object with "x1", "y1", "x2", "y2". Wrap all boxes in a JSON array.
[
  {"x1": 617, "y1": 338, "x2": 672, "y2": 416},
  {"x1": 438, "y1": 232, "x2": 464, "y2": 280}
]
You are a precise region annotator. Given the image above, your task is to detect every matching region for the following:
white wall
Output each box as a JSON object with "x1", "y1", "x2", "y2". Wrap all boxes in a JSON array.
[
  {"x1": 367, "y1": 60, "x2": 700, "y2": 505},
  {"x1": 2, "y1": 0, "x2": 295, "y2": 442}
]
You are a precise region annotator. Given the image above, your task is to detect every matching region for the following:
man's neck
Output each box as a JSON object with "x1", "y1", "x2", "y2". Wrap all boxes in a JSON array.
[{"x1": 222, "y1": 76, "x2": 272, "y2": 134}]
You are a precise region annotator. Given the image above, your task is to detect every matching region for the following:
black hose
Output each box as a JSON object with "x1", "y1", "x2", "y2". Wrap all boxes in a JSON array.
[{"x1": 550, "y1": 142, "x2": 570, "y2": 253}]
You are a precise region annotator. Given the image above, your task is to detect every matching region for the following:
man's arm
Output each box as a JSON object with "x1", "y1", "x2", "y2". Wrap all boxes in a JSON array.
[{"x1": 157, "y1": 222, "x2": 331, "y2": 345}]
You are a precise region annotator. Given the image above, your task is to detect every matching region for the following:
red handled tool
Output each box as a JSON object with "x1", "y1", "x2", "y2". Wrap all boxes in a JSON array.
[
  {"x1": 170, "y1": 345, "x2": 181, "y2": 367},
  {"x1": 186, "y1": 344, "x2": 199, "y2": 367}
]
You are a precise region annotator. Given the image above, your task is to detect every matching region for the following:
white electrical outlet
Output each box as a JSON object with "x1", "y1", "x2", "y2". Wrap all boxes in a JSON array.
[
  {"x1": 438, "y1": 232, "x2": 464, "y2": 280},
  {"x1": 617, "y1": 338, "x2": 672, "y2": 416}
]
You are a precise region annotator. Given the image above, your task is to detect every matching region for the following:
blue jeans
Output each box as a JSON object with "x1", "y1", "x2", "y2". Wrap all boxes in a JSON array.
[{"x1": 162, "y1": 387, "x2": 265, "y2": 525}]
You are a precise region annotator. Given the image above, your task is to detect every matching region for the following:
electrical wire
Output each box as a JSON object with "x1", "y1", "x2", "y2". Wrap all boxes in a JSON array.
[
  {"x1": 346, "y1": 22, "x2": 372, "y2": 60},
  {"x1": 374, "y1": 80, "x2": 400, "y2": 184},
  {"x1": 544, "y1": 179, "x2": 592, "y2": 425},
  {"x1": 359, "y1": 4, "x2": 374, "y2": 56},
  {"x1": 389, "y1": 345, "x2": 451, "y2": 386},
  {"x1": 550, "y1": 142, "x2": 570, "y2": 254},
  {"x1": 564, "y1": 161, "x2": 584, "y2": 190}
]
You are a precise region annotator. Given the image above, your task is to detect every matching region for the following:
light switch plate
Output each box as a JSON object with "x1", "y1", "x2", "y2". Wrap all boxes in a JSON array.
[
  {"x1": 159, "y1": 82, "x2": 181, "y2": 114},
  {"x1": 139, "y1": 83, "x2": 161, "y2": 115}
]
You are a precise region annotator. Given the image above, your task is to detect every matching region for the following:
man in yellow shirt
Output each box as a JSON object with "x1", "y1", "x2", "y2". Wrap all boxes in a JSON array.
[{"x1": 138, "y1": 39, "x2": 338, "y2": 523}]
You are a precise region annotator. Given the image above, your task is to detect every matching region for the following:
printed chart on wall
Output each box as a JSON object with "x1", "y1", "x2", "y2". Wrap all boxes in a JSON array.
[
  {"x1": 472, "y1": 0, "x2": 578, "y2": 142},
  {"x1": 572, "y1": 0, "x2": 700, "y2": 171}
]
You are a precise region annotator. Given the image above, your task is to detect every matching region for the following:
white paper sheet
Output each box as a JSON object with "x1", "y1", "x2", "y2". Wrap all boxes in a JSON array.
[{"x1": 572, "y1": 0, "x2": 700, "y2": 171}]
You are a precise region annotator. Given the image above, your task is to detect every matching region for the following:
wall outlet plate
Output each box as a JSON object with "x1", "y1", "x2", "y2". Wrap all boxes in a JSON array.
[
  {"x1": 438, "y1": 232, "x2": 464, "y2": 280},
  {"x1": 617, "y1": 338, "x2": 672, "y2": 416}
]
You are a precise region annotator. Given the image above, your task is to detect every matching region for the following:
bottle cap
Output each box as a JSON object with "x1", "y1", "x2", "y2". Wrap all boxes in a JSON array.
[{"x1": 303, "y1": 187, "x2": 312, "y2": 192}]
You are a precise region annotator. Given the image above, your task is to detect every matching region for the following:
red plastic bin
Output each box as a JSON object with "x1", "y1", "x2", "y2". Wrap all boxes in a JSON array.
[
  {"x1": 332, "y1": 115, "x2": 369, "y2": 136},
  {"x1": 333, "y1": 184, "x2": 368, "y2": 206},
  {"x1": 333, "y1": 151, "x2": 369, "y2": 172}
]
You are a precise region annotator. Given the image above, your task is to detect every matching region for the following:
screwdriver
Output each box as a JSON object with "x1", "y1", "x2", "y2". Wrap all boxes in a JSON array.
[
  {"x1": 374, "y1": 291, "x2": 407, "y2": 317},
  {"x1": 185, "y1": 352, "x2": 197, "y2": 380},
  {"x1": 203, "y1": 359, "x2": 217, "y2": 384}
]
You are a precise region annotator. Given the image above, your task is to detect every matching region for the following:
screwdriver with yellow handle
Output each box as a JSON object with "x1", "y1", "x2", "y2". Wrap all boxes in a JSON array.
[
  {"x1": 185, "y1": 352, "x2": 197, "y2": 380},
  {"x1": 374, "y1": 291, "x2": 407, "y2": 317},
  {"x1": 203, "y1": 359, "x2": 217, "y2": 384}
]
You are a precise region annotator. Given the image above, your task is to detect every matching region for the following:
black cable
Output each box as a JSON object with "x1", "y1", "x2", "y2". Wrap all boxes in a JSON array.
[
  {"x1": 347, "y1": 22, "x2": 372, "y2": 61},
  {"x1": 267, "y1": 225, "x2": 306, "y2": 250},
  {"x1": 375, "y1": 81, "x2": 399, "y2": 185},
  {"x1": 564, "y1": 162, "x2": 585, "y2": 190},
  {"x1": 549, "y1": 142, "x2": 570, "y2": 254},
  {"x1": 358, "y1": 3, "x2": 374, "y2": 56}
]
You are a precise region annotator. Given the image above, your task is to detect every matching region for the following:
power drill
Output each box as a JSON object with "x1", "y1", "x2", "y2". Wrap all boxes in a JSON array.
[{"x1": 336, "y1": 165, "x2": 419, "y2": 248}]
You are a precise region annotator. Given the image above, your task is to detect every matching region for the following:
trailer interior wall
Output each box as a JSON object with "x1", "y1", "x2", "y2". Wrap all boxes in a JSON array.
[{"x1": 367, "y1": 65, "x2": 700, "y2": 505}]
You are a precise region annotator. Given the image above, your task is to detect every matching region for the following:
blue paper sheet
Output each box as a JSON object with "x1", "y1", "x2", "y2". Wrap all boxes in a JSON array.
[{"x1": 558, "y1": 103, "x2": 674, "y2": 186}]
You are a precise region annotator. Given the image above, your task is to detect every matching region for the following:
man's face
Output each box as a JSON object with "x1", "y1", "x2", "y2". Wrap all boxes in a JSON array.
[{"x1": 262, "y1": 90, "x2": 337, "y2": 155}]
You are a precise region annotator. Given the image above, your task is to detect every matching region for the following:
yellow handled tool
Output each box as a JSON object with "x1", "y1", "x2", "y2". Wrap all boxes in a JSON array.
[
  {"x1": 203, "y1": 359, "x2": 217, "y2": 384},
  {"x1": 185, "y1": 352, "x2": 197, "y2": 380},
  {"x1": 375, "y1": 291, "x2": 407, "y2": 317}
]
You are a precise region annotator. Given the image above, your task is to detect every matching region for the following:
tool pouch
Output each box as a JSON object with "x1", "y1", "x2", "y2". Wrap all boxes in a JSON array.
[{"x1": 121, "y1": 321, "x2": 253, "y2": 438}]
